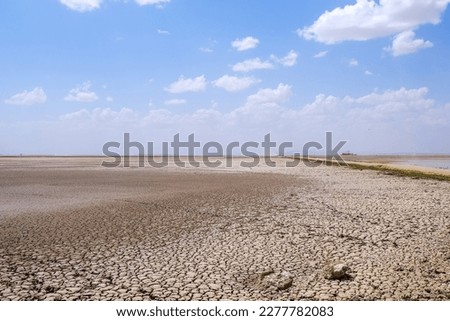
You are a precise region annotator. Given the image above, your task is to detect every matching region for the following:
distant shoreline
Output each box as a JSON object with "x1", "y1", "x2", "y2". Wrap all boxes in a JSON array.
[
  {"x1": 2, "y1": 155, "x2": 450, "y2": 181},
  {"x1": 1, "y1": 154, "x2": 450, "y2": 159},
  {"x1": 300, "y1": 155, "x2": 450, "y2": 182}
]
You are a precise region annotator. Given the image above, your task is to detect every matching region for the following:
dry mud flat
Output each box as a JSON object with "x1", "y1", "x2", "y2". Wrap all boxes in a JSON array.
[{"x1": 0, "y1": 157, "x2": 450, "y2": 301}]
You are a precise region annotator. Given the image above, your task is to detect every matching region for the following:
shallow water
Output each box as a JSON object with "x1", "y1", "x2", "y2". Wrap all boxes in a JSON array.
[{"x1": 398, "y1": 159, "x2": 450, "y2": 170}]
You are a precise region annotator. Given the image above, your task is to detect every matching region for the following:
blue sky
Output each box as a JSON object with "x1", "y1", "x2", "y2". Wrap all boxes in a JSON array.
[{"x1": 1, "y1": 0, "x2": 450, "y2": 155}]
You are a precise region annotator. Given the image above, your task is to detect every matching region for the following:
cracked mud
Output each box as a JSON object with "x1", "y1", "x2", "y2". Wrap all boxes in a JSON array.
[{"x1": 1, "y1": 157, "x2": 450, "y2": 301}]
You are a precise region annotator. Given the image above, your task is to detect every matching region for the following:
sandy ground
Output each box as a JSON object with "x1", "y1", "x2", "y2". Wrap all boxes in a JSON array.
[{"x1": 0, "y1": 157, "x2": 450, "y2": 301}]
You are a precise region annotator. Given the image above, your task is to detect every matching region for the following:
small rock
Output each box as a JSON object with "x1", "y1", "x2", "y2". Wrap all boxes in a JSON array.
[
  {"x1": 192, "y1": 293, "x2": 203, "y2": 300},
  {"x1": 139, "y1": 287, "x2": 153, "y2": 294},
  {"x1": 325, "y1": 263, "x2": 351, "y2": 280},
  {"x1": 208, "y1": 283, "x2": 221, "y2": 290},
  {"x1": 252, "y1": 270, "x2": 294, "y2": 291}
]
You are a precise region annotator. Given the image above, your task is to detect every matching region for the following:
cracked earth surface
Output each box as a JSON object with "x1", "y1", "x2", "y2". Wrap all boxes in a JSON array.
[{"x1": 1, "y1": 157, "x2": 450, "y2": 300}]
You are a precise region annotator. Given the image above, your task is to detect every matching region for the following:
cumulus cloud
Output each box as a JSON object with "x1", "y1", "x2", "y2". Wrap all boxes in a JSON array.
[
  {"x1": 199, "y1": 39, "x2": 217, "y2": 53},
  {"x1": 199, "y1": 47, "x2": 214, "y2": 53},
  {"x1": 64, "y1": 81, "x2": 99, "y2": 102},
  {"x1": 54, "y1": 88, "x2": 443, "y2": 127},
  {"x1": 270, "y1": 50, "x2": 298, "y2": 67},
  {"x1": 4, "y1": 87, "x2": 47, "y2": 106},
  {"x1": 59, "y1": 0, "x2": 101, "y2": 12},
  {"x1": 59, "y1": 0, "x2": 170, "y2": 12},
  {"x1": 385, "y1": 30, "x2": 433, "y2": 56},
  {"x1": 349, "y1": 58, "x2": 359, "y2": 67},
  {"x1": 232, "y1": 58, "x2": 274, "y2": 72},
  {"x1": 6, "y1": 86, "x2": 450, "y2": 155},
  {"x1": 353, "y1": 87, "x2": 433, "y2": 109},
  {"x1": 231, "y1": 36, "x2": 259, "y2": 51},
  {"x1": 157, "y1": 29, "x2": 170, "y2": 35},
  {"x1": 164, "y1": 99, "x2": 187, "y2": 106},
  {"x1": 314, "y1": 51, "x2": 328, "y2": 58},
  {"x1": 60, "y1": 107, "x2": 136, "y2": 122},
  {"x1": 165, "y1": 75, "x2": 207, "y2": 93},
  {"x1": 212, "y1": 75, "x2": 260, "y2": 92},
  {"x1": 298, "y1": 0, "x2": 450, "y2": 44},
  {"x1": 135, "y1": 0, "x2": 170, "y2": 6},
  {"x1": 246, "y1": 83, "x2": 292, "y2": 105}
]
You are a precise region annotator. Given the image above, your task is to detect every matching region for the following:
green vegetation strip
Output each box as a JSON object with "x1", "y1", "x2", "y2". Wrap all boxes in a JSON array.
[
  {"x1": 300, "y1": 158, "x2": 450, "y2": 182},
  {"x1": 347, "y1": 163, "x2": 450, "y2": 182}
]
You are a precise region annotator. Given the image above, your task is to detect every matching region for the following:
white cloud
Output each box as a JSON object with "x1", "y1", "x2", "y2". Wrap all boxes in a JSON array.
[
  {"x1": 349, "y1": 58, "x2": 359, "y2": 67},
  {"x1": 298, "y1": 0, "x2": 450, "y2": 44},
  {"x1": 4, "y1": 87, "x2": 47, "y2": 106},
  {"x1": 314, "y1": 51, "x2": 328, "y2": 58},
  {"x1": 60, "y1": 107, "x2": 136, "y2": 122},
  {"x1": 300, "y1": 94, "x2": 340, "y2": 116},
  {"x1": 64, "y1": 81, "x2": 99, "y2": 102},
  {"x1": 354, "y1": 87, "x2": 433, "y2": 108},
  {"x1": 106, "y1": 96, "x2": 113, "y2": 102},
  {"x1": 212, "y1": 75, "x2": 260, "y2": 92},
  {"x1": 60, "y1": 0, "x2": 170, "y2": 11},
  {"x1": 246, "y1": 83, "x2": 292, "y2": 105},
  {"x1": 231, "y1": 36, "x2": 259, "y2": 51},
  {"x1": 165, "y1": 75, "x2": 207, "y2": 93},
  {"x1": 199, "y1": 39, "x2": 217, "y2": 53},
  {"x1": 5, "y1": 87, "x2": 450, "y2": 155},
  {"x1": 365, "y1": 70, "x2": 373, "y2": 76},
  {"x1": 270, "y1": 50, "x2": 298, "y2": 67},
  {"x1": 59, "y1": 0, "x2": 101, "y2": 12},
  {"x1": 157, "y1": 29, "x2": 170, "y2": 35},
  {"x1": 135, "y1": 0, "x2": 170, "y2": 6},
  {"x1": 232, "y1": 58, "x2": 274, "y2": 72},
  {"x1": 164, "y1": 99, "x2": 187, "y2": 106},
  {"x1": 385, "y1": 30, "x2": 433, "y2": 56},
  {"x1": 199, "y1": 47, "x2": 214, "y2": 53}
]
